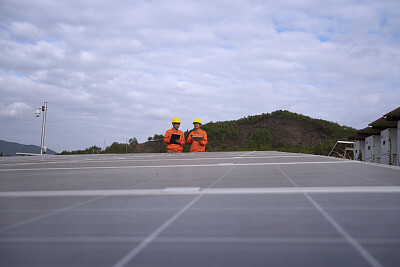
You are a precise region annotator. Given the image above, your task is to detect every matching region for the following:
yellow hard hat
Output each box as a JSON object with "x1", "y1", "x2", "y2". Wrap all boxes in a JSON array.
[
  {"x1": 193, "y1": 118, "x2": 202, "y2": 124},
  {"x1": 172, "y1": 117, "x2": 181, "y2": 124}
]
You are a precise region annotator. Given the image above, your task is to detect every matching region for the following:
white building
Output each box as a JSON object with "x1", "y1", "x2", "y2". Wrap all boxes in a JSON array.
[
  {"x1": 354, "y1": 140, "x2": 365, "y2": 161},
  {"x1": 380, "y1": 128, "x2": 397, "y2": 165},
  {"x1": 365, "y1": 135, "x2": 381, "y2": 163},
  {"x1": 349, "y1": 127, "x2": 380, "y2": 162},
  {"x1": 369, "y1": 116, "x2": 398, "y2": 166},
  {"x1": 381, "y1": 107, "x2": 400, "y2": 166},
  {"x1": 349, "y1": 106, "x2": 400, "y2": 166}
]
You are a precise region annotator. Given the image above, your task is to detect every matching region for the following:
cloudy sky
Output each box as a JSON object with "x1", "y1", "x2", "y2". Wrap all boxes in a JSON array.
[{"x1": 0, "y1": 0, "x2": 399, "y2": 152}]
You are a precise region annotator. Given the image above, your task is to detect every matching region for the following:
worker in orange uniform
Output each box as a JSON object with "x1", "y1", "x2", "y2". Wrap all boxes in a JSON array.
[
  {"x1": 164, "y1": 117, "x2": 185, "y2": 153},
  {"x1": 187, "y1": 119, "x2": 208, "y2": 152}
]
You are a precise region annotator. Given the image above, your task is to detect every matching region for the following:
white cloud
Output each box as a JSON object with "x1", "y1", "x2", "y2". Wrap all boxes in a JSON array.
[
  {"x1": 10, "y1": 22, "x2": 40, "y2": 41},
  {"x1": 0, "y1": 102, "x2": 31, "y2": 118}
]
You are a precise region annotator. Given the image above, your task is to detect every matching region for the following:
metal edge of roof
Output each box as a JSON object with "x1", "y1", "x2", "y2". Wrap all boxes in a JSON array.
[
  {"x1": 356, "y1": 127, "x2": 382, "y2": 134},
  {"x1": 384, "y1": 106, "x2": 400, "y2": 118},
  {"x1": 348, "y1": 127, "x2": 382, "y2": 140},
  {"x1": 368, "y1": 117, "x2": 398, "y2": 128},
  {"x1": 348, "y1": 106, "x2": 399, "y2": 140}
]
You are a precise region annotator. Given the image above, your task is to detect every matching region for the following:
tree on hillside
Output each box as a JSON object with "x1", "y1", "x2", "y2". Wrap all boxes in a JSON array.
[
  {"x1": 152, "y1": 134, "x2": 164, "y2": 142},
  {"x1": 244, "y1": 128, "x2": 273, "y2": 150},
  {"x1": 104, "y1": 142, "x2": 132, "y2": 154},
  {"x1": 89, "y1": 146, "x2": 102, "y2": 154},
  {"x1": 129, "y1": 137, "x2": 138, "y2": 145},
  {"x1": 147, "y1": 134, "x2": 164, "y2": 142},
  {"x1": 59, "y1": 145, "x2": 102, "y2": 155}
]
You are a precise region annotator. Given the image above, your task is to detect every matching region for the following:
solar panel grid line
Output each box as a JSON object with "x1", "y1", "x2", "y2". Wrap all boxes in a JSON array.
[
  {"x1": 1, "y1": 235, "x2": 400, "y2": 245},
  {"x1": 205, "y1": 187, "x2": 400, "y2": 194},
  {"x1": 239, "y1": 151, "x2": 257, "y2": 156},
  {"x1": 0, "y1": 236, "x2": 146, "y2": 243},
  {"x1": 357, "y1": 238, "x2": 400, "y2": 245},
  {"x1": 233, "y1": 155, "x2": 318, "y2": 159},
  {"x1": 275, "y1": 164, "x2": 385, "y2": 267},
  {"x1": 113, "y1": 236, "x2": 400, "y2": 245},
  {"x1": 81, "y1": 206, "x2": 400, "y2": 211},
  {"x1": 0, "y1": 236, "x2": 349, "y2": 244},
  {"x1": 3, "y1": 206, "x2": 398, "y2": 214},
  {"x1": 3, "y1": 186, "x2": 400, "y2": 198},
  {"x1": 5, "y1": 204, "x2": 400, "y2": 216}
]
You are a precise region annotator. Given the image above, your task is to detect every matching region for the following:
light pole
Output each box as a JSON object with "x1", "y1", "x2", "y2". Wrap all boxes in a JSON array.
[{"x1": 36, "y1": 101, "x2": 47, "y2": 154}]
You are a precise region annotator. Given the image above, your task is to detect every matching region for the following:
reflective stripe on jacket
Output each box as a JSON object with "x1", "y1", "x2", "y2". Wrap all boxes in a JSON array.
[
  {"x1": 164, "y1": 128, "x2": 185, "y2": 153},
  {"x1": 187, "y1": 129, "x2": 207, "y2": 152}
]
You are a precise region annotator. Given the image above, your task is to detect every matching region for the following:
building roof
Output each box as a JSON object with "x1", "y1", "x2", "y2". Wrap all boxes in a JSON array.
[
  {"x1": 348, "y1": 106, "x2": 399, "y2": 140},
  {"x1": 348, "y1": 127, "x2": 381, "y2": 140},
  {"x1": 384, "y1": 106, "x2": 400, "y2": 121},
  {"x1": 368, "y1": 117, "x2": 398, "y2": 129}
]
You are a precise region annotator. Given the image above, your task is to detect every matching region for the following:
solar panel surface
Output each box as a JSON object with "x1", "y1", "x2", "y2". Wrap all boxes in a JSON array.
[{"x1": 1, "y1": 151, "x2": 399, "y2": 267}]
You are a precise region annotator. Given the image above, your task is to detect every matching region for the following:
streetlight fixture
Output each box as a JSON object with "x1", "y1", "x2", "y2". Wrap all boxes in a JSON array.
[{"x1": 36, "y1": 101, "x2": 47, "y2": 154}]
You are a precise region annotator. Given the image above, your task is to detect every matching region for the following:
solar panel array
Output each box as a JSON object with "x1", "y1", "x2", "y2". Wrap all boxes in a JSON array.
[{"x1": 1, "y1": 151, "x2": 399, "y2": 266}]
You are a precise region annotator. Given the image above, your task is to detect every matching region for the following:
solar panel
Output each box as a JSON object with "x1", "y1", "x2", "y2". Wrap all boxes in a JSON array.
[{"x1": 1, "y1": 151, "x2": 399, "y2": 266}]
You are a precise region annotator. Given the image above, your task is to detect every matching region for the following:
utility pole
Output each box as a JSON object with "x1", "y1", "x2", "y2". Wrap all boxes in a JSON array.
[
  {"x1": 40, "y1": 102, "x2": 47, "y2": 154},
  {"x1": 36, "y1": 101, "x2": 47, "y2": 154}
]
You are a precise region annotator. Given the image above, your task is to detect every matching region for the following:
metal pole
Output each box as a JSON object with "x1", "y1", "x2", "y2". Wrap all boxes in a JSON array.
[{"x1": 40, "y1": 101, "x2": 47, "y2": 154}]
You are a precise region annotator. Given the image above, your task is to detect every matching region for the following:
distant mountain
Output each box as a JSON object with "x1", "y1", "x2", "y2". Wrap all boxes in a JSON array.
[{"x1": 0, "y1": 140, "x2": 57, "y2": 156}]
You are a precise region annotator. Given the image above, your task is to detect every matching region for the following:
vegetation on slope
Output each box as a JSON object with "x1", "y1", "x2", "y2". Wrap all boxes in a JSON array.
[{"x1": 59, "y1": 110, "x2": 357, "y2": 156}]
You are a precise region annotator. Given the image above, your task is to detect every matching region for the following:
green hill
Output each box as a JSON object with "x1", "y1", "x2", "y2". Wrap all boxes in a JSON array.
[
  {"x1": 140, "y1": 110, "x2": 357, "y2": 155},
  {"x1": 60, "y1": 110, "x2": 357, "y2": 155},
  {"x1": 0, "y1": 140, "x2": 57, "y2": 156}
]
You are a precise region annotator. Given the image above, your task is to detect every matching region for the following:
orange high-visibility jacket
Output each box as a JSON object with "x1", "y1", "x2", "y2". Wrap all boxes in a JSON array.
[
  {"x1": 187, "y1": 129, "x2": 208, "y2": 152},
  {"x1": 164, "y1": 128, "x2": 185, "y2": 153}
]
